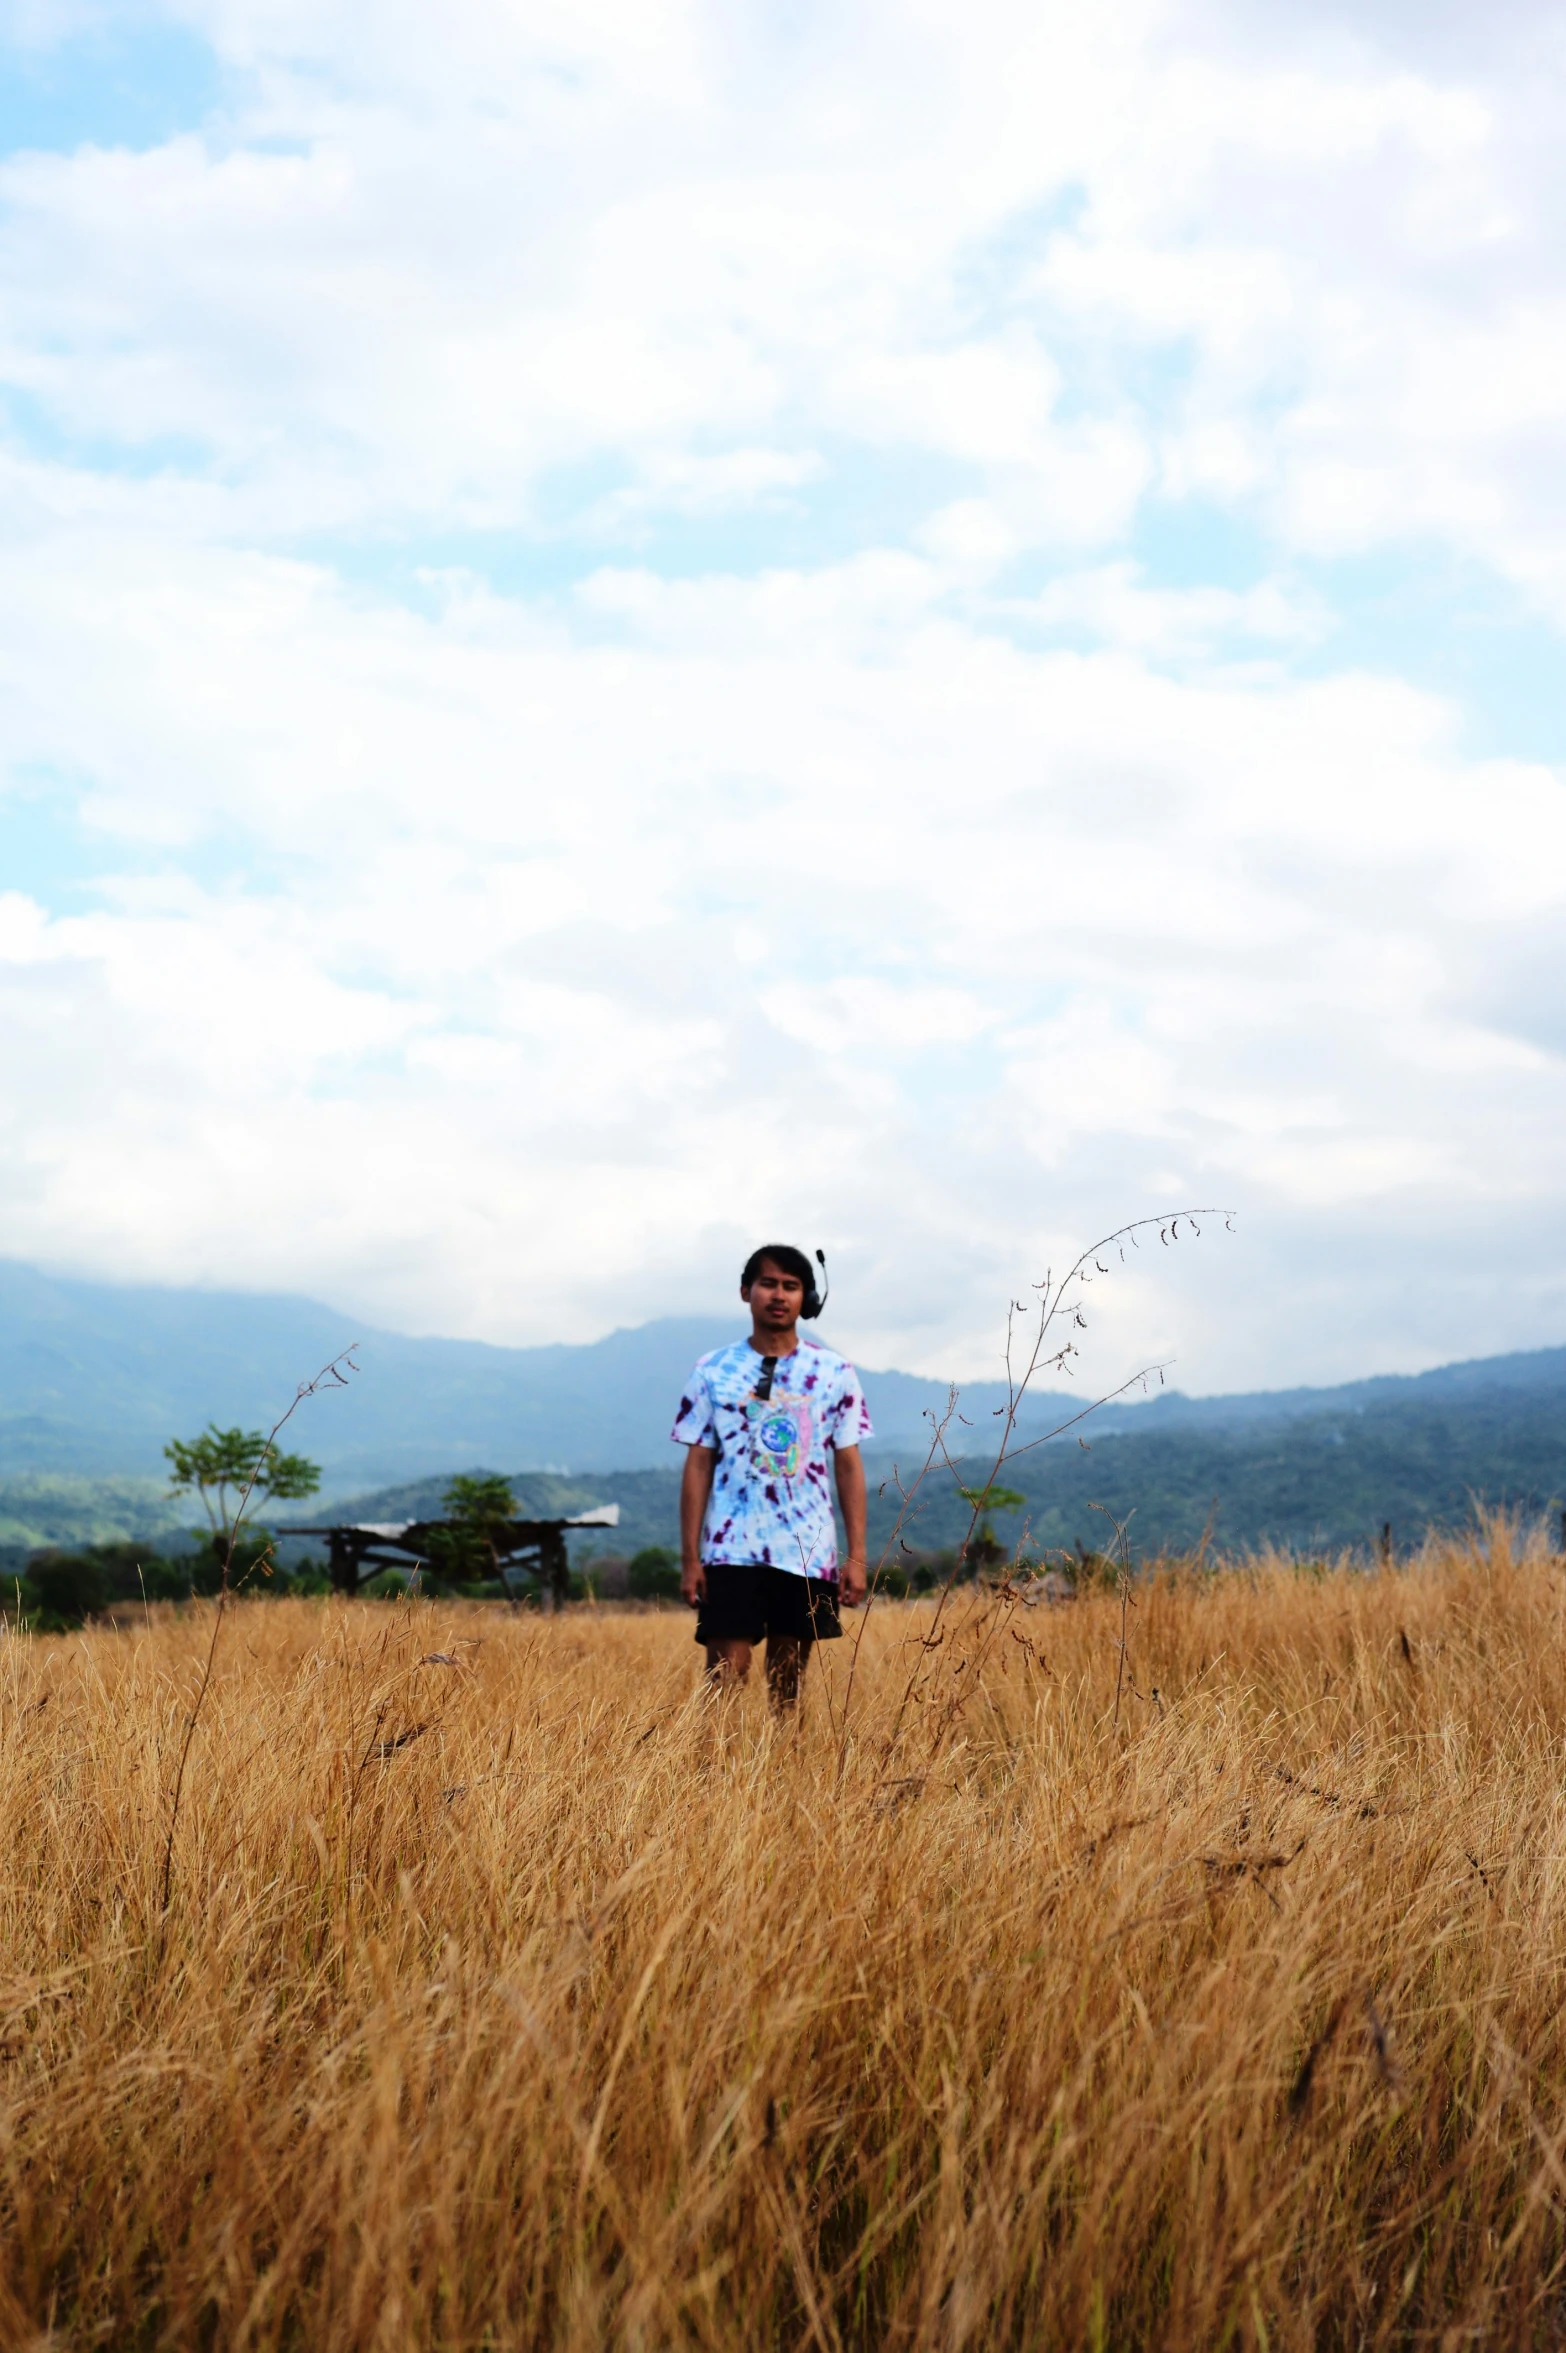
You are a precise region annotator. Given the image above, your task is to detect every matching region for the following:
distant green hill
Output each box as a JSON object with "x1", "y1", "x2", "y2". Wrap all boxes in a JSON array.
[
  {"x1": 866, "y1": 1388, "x2": 1566, "y2": 1562},
  {"x1": 298, "y1": 1375, "x2": 1566, "y2": 1568},
  {"x1": 0, "y1": 1476, "x2": 194, "y2": 1562},
  {"x1": 290, "y1": 1467, "x2": 686, "y2": 1558}
]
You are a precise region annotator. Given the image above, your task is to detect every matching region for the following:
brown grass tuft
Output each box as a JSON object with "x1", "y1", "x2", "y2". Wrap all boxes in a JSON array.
[{"x1": 5, "y1": 1516, "x2": 1566, "y2": 2346}]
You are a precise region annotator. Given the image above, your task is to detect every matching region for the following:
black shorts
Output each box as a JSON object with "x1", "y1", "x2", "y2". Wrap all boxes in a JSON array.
[{"x1": 694, "y1": 1562, "x2": 842, "y2": 1648}]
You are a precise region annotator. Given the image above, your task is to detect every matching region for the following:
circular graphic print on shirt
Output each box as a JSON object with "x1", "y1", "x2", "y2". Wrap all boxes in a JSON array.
[{"x1": 748, "y1": 1399, "x2": 809, "y2": 1479}]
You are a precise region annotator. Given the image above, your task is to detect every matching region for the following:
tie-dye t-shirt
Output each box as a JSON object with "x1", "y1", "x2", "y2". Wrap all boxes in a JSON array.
[{"x1": 671, "y1": 1339, "x2": 874, "y2": 1579}]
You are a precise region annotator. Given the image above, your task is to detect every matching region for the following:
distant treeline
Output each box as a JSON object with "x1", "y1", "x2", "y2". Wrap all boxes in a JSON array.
[
  {"x1": 6, "y1": 1539, "x2": 690, "y2": 1630},
  {"x1": 6, "y1": 1541, "x2": 326, "y2": 1631}
]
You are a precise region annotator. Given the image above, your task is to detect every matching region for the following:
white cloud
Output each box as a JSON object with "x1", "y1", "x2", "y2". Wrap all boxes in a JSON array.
[
  {"x1": 1020, "y1": 562, "x2": 1325, "y2": 659},
  {"x1": 0, "y1": 517, "x2": 1563, "y2": 1387},
  {"x1": 761, "y1": 979, "x2": 993, "y2": 1055},
  {"x1": 3, "y1": 0, "x2": 1551, "y2": 568},
  {"x1": 2, "y1": 0, "x2": 1563, "y2": 603},
  {"x1": 0, "y1": 0, "x2": 1565, "y2": 1393}
]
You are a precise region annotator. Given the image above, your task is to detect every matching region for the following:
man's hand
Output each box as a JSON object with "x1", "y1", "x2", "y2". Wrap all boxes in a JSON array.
[
  {"x1": 834, "y1": 1446, "x2": 869, "y2": 1604},
  {"x1": 680, "y1": 1443, "x2": 717, "y2": 1610}
]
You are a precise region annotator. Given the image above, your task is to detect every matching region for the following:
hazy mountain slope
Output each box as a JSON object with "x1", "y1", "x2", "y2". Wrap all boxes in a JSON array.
[
  {"x1": 0, "y1": 1261, "x2": 1033, "y2": 1481},
  {"x1": 1, "y1": 1261, "x2": 1564, "y2": 1559},
  {"x1": 1113, "y1": 1346, "x2": 1566, "y2": 1431},
  {"x1": 0, "y1": 1264, "x2": 752, "y2": 1480},
  {"x1": 8, "y1": 1257, "x2": 1566, "y2": 1490}
]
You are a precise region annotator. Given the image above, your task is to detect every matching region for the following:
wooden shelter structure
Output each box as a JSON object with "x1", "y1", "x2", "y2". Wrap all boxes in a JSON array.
[{"x1": 278, "y1": 1504, "x2": 620, "y2": 1607}]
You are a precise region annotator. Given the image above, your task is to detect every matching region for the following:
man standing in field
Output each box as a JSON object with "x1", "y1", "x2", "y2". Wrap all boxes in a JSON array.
[{"x1": 673, "y1": 1245, "x2": 873, "y2": 1708}]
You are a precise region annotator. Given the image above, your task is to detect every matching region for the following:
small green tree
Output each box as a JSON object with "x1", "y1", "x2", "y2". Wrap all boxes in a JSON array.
[
  {"x1": 627, "y1": 1544, "x2": 681, "y2": 1601},
  {"x1": 428, "y1": 1473, "x2": 518, "y2": 1584},
  {"x1": 958, "y1": 1482, "x2": 1027, "y2": 1575},
  {"x1": 24, "y1": 1552, "x2": 112, "y2": 1630},
  {"x1": 165, "y1": 1424, "x2": 321, "y2": 1568}
]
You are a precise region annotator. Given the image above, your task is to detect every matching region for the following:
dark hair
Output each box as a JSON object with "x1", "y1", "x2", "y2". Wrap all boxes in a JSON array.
[{"x1": 741, "y1": 1244, "x2": 815, "y2": 1300}]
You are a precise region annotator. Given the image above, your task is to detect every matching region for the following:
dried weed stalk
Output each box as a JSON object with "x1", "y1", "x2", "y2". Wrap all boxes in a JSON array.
[
  {"x1": 157, "y1": 1349, "x2": 357, "y2": 1921},
  {"x1": 841, "y1": 1212, "x2": 1228, "y2": 1780}
]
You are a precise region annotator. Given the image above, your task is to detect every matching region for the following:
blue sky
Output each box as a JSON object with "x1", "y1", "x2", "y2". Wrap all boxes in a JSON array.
[
  {"x1": 0, "y1": 18, "x2": 222, "y2": 156},
  {"x1": 1, "y1": 0, "x2": 1565, "y2": 1393}
]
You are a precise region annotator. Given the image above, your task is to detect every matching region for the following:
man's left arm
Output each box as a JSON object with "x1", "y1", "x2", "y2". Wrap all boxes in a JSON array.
[{"x1": 834, "y1": 1445, "x2": 868, "y2": 1606}]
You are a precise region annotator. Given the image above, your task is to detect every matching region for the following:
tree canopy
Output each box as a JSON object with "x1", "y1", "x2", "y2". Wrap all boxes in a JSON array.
[{"x1": 165, "y1": 1425, "x2": 321, "y2": 1552}]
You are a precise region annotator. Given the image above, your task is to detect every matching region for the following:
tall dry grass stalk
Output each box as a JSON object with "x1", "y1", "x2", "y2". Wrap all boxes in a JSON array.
[{"x1": 5, "y1": 1517, "x2": 1566, "y2": 2347}]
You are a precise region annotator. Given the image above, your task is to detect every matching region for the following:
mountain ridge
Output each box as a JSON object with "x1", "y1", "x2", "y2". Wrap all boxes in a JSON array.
[{"x1": 1, "y1": 1263, "x2": 1564, "y2": 1554}]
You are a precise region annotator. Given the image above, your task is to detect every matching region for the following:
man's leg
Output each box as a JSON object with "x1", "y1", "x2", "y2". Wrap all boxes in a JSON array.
[
  {"x1": 705, "y1": 1637, "x2": 752, "y2": 1687},
  {"x1": 764, "y1": 1636, "x2": 807, "y2": 1712}
]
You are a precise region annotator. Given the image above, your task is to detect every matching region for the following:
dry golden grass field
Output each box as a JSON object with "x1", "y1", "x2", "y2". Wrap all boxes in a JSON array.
[{"x1": 6, "y1": 1524, "x2": 1566, "y2": 2349}]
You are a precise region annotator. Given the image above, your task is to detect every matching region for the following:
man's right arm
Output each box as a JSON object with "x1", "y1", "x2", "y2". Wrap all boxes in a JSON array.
[{"x1": 680, "y1": 1444, "x2": 717, "y2": 1606}]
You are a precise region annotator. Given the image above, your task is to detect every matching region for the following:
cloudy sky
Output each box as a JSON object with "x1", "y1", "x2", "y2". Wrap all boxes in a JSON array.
[{"x1": 2, "y1": 0, "x2": 1565, "y2": 1392}]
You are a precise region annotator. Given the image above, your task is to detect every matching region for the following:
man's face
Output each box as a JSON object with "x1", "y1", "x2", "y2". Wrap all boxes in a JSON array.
[{"x1": 743, "y1": 1258, "x2": 805, "y2": 1333}]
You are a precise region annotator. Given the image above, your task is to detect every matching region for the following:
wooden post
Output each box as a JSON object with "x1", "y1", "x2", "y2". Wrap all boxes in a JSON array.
[
  {"x1": 1378, "y1": 1522, "x2": 1392, "y2": 1567},
  {"x1": 328, "y1": 1530, "x2": 359, "y2": 1594},
  {"x1": 540, "y1": 1528, "x2": 570, "y2": 1612}
]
